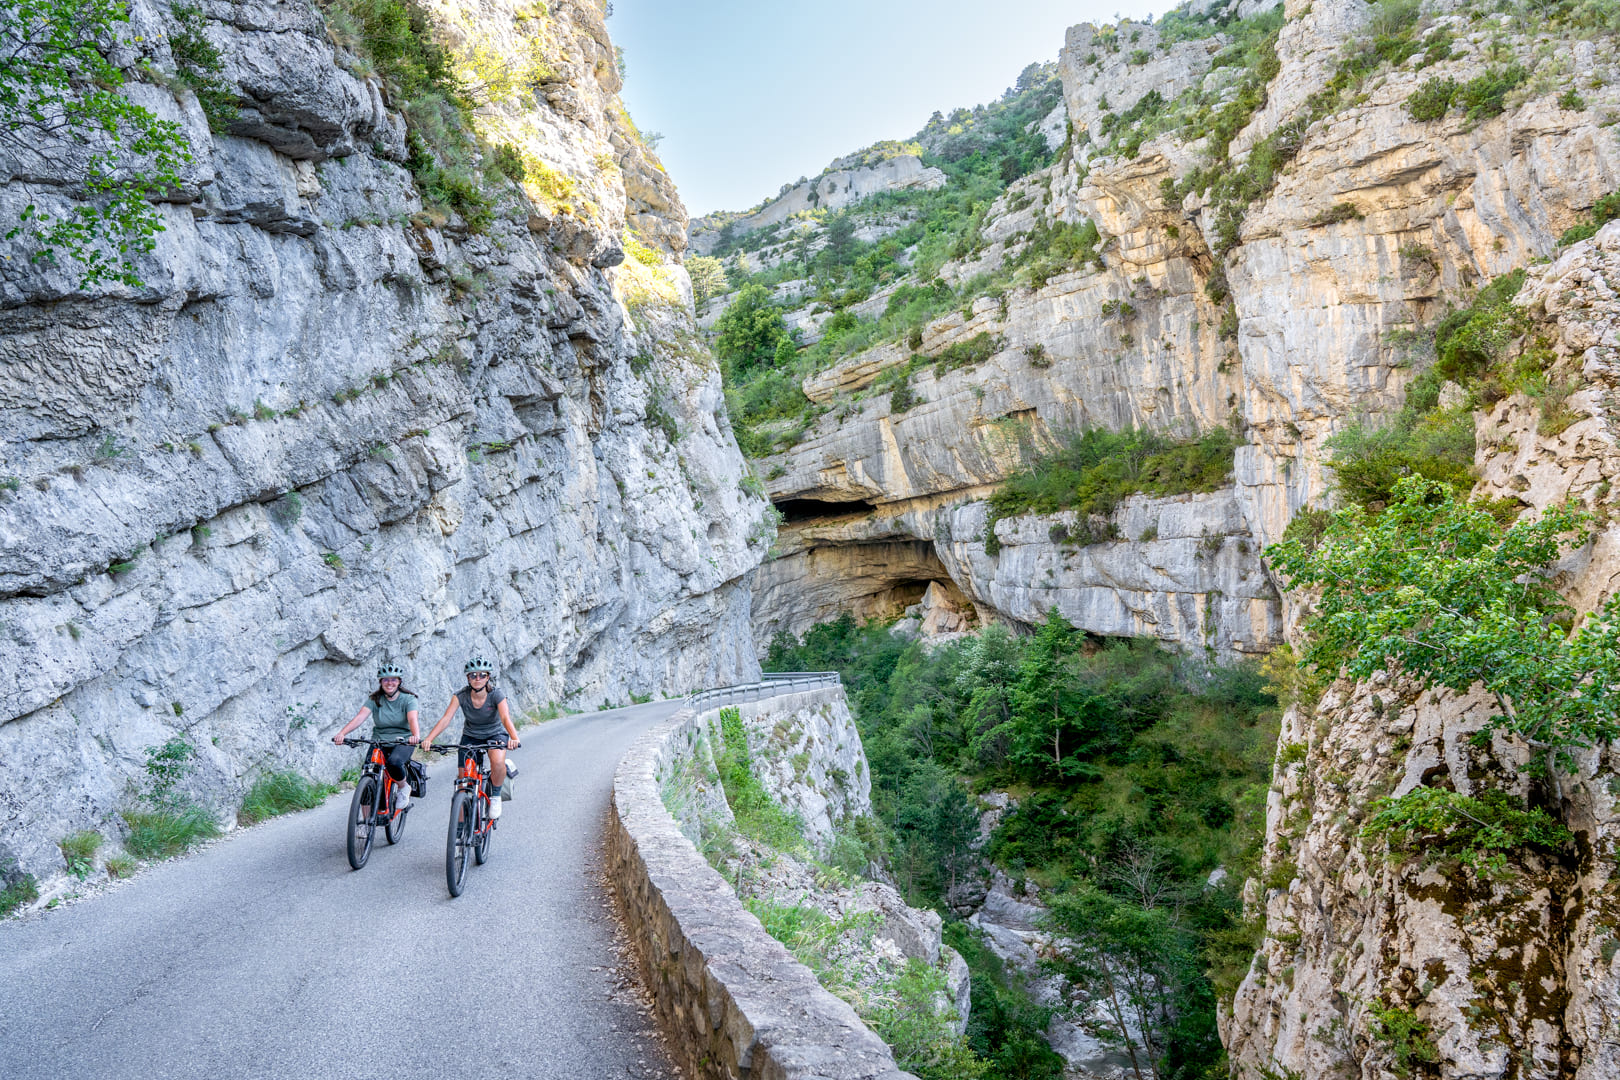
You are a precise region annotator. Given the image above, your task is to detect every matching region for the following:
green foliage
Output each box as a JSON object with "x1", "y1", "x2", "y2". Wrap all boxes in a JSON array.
[
  {"x1": 238, "y1": 772, "x2": 338, "y2": 825},
  {"x1": 1044, "y1": 882, "x2": 1218, "y2": 1074},
  {"x1": 122, "y1": 804, "x2": 220, "y2": 859},
  {"x1": 1, "y1": 0, "x2": 198, "y2": 288},
  {"x1": 1559, "y1": 191, "x2": 1620, "y2": 246},
  {"x1": 1559, "y1": 88, "x2": 1588, "y2": 111},
  {"x1": 767, "y1": 612, "x2": 1278, "y2": 1078},
  {"x1": 1268, "y1": 477, "x2": 1620, "y2": 769},
  {"x1": 871, "y1": 960, "x2": 991, "y2": 1080},
  {"x1": 59, "y1": 830, "x2": 102, "y2": 878},
  {"x1": 142, "y1": 735, "x2": 197, "y2": 806},
  {"x1": 1366, "y1": 1002, "x2": 1439, "y2": 1078},
  {"x1": 716, "y1": 706, "x2": 805, "y2": 849},
  {"x1": 946, "y1": 923, "x2": 1066, "y2": 1080},
  {"x1": 686, "y1": 254, "x2": 729, "y2": 310},
  {"x1": 1362, "y1": 786, "x2": 1572, "y2": 878},
  {"x1": 987, "y1": 426, "x2": 1238, "y2": 540},
  {"x1": 714, "y1": 283, "x2": 792, "y2": 373},
  {"x1": 1407, "y1": 76, "x2": 1458, "y2": 120},
  {"x1": 104, "y1": 853, "x2": 136, "y2": 879},
  {"x1": 489, "y1": 142, "x2": 526, "y2": 182},
  {"x1": 1324, "y1": 406, "x2": 1475, "y2": 510},
  {"x1": 0, "y1": 873, "x2": 39, "y2": 916},
  {"x1": 1007, "y1": 219, "x2": 1103, "y2": 289},
  {"x1": 169, "y1": 3, "x2": 236, "y2": 130}
]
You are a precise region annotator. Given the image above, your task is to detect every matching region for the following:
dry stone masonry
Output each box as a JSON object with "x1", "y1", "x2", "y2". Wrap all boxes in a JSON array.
[{"x1": 608, "y1": 686, "x2": 919, "y2": 1080}]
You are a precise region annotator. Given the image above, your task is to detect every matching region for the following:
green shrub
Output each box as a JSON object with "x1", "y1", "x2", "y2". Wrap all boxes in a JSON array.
[
  {"x1": 1558, "y1": 88, "x2": 1587, "y2": 111},
  {"x1": 931, "y1": 331, "x2": 1000, "y2": 372},
  {"x1": 489, "y1": 142, "x2": 526, "y2": 181},
  {"x1": 989, "y1": 425, "x2": 1238, "y2": 530},
  {"x1": 871, "y1": 960, "x2": 990, "y2": 1080},
  {"x1": 0, "y1": 872, "x2": 39, "y2": 916},
  {"x1": 1457, "y1": 64, "x2": 1527, "y2": 120},
  {"x1": 716, "y1": 707, "x2": 804, "y2": 849},
  {"x1": 1559, "y1": 191, "x2": 1620, "y2": 246},
  {"x1": 104, "y1": 854, "x2": 137, "y2": 879},
  {"x1": 59, "y1": 830, "x2": 103, "y2": 878},
  {"x1": 239, "y1": 772, "x2": 338, "y2": 825},
  {"x1": 1406, "y1": 76, "x2": 1457, "y2": 121},
  {"x1": 122, "y1": 805, "x2": 221, "y2": 859},
  {"x1": 1362, "y1": 786, "x2": 1572, "y2": 877},
  {"x1": 1268, "y1": 476, "x2": 1620, "y2": 770},
  {"x1": 1367, "y1": 1002, "x2": 1440, "y2": 1077},
  {"x1": 1433, "y1": 268, "x2": 1526, "y2": 381},
  {"x1": 169, "y1": 4, "x2": 238, "y2": 130},
  {"x1": 1325, "y1": 406, "x2": 1475, "y2": 510}
]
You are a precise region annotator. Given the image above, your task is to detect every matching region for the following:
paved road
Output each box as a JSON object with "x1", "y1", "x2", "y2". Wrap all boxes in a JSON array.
[{"x1": 0, "y1": 700, "x2": 681, "y2": 1080}]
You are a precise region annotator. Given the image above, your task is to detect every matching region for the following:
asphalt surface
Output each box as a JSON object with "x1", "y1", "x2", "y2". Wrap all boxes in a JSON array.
[{"x1": 0, "y1": 700, "x2": 682, "y2": 1080}]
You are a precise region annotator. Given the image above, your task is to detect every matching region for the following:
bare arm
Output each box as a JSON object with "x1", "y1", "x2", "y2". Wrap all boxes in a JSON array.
[
  {"x1": 333, "y1": 706, "x2": 371, "y2": 744},
  {"x1": 406, "y1": 708, "x2": 421, "y2": 744},
  {"x1": 424, "y1": 698, "x2": 460, "y2": 748},
  {"x1": 498, "y1": 699, "x2": 519, "y2": 747}
]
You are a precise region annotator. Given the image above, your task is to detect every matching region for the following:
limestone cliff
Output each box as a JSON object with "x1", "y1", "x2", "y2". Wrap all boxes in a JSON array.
[
  {"x1": 0, "y1": 0, "x2": 765, "y2": 881},
  {"x1": 712, "y1": 0, "x2": 1618, "y2": 664},
  {"x1": 1225, "y1": 225, "x2": 1620, "y2": 1080}
]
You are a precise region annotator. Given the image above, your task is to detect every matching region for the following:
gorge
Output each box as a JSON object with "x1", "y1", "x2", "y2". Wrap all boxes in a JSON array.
[{"x1": 4, "y1": 0, "x2": 1620, "y2": 1077}]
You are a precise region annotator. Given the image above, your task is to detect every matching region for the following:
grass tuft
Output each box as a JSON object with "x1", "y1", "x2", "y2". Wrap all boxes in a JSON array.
[{"x1": 239, "y1": 772, "x2": 339, "y2": 825}]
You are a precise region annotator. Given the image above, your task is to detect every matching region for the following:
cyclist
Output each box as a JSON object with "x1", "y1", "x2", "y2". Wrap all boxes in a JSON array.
[
  {"x1": 334, "y1": 663, "x2": 421, "y2": 809},
  {"x1": 423, "y1": 656, "x2": 520, "y2": 818}
]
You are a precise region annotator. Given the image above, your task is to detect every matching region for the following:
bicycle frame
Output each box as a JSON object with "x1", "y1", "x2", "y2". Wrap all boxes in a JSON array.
[
  {"x1": 361, "y1": 745, "x2": 401, "y2": 823},
  {"x1": 455, "y1": 748, "x2": 493, "y2": 837}
]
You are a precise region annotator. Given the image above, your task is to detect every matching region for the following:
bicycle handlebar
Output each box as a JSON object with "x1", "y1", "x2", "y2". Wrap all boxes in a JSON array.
[
  {"x1": 422, "y1": 739, "x2": 517, "y2": 752},
  {"x1": 332, "y1": 736, "x2": 413, "y2": 748}
]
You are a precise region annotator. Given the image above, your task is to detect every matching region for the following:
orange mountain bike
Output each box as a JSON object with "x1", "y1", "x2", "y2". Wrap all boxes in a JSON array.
[
  {"x1": 443, "y1": 740, "x2": 505, "y2": 897},
  {"x1": 343, "y1": 738, "x2": 414, "y2": 870}
]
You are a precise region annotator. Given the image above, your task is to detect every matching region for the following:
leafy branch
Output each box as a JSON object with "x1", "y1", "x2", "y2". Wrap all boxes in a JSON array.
[{"x1": 1, "y1": 0, "x2": 196, "y2": 287}]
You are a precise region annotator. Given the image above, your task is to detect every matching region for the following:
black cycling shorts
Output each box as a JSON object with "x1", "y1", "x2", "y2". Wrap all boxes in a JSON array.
[{"x1": 458, "y1": 732, "x2": 508, "y2": 766}]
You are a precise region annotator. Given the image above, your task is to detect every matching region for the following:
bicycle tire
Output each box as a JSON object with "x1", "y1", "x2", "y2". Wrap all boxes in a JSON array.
[
  {"x1": 385, "y1": 778, "x2": 408, "y2": 845},
  {"x1": 474, "y1": 793, "x2": 491, "y2": 865},
  {"x1": 347, "y1": 776, "x2": 377, "y2": 870},
  {"x1": 446, "y1": 790, "x2": 473, "y2": 897}
]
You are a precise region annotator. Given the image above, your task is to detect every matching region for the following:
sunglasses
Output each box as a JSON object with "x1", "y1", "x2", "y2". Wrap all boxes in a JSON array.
[
  {"x1": 468, "y1": 672, "x2": 490, "y2": 679},
  {"x1": 380, "y1": 677, "x2": 401, "y2": 684}
]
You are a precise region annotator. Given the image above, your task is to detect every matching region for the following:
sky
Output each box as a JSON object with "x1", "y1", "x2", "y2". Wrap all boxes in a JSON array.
[{"x1": 608, "y1": 0, "x2": 1162, "y2": 218}]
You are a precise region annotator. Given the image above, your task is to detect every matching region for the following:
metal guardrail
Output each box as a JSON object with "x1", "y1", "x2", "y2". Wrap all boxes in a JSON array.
[{"x1": 683, "y1": 671, "x2": 841, "y2": 714}]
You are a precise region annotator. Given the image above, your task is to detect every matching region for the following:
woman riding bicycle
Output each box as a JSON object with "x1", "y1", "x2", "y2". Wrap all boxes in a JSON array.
[
  {"x1": 333, "y1": 663, "x2": 421, "y2": 809},
  {"x1": 423, "y1": 656, "x2": 520, "y2": 818}
]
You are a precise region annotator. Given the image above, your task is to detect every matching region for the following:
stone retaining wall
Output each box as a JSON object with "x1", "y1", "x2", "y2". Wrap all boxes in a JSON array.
[{"x1": 608, "y1": 687, "x2": 916, "y2": 1080}]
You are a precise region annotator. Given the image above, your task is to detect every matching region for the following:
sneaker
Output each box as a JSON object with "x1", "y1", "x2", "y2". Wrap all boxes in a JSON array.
[
  {"x1": 394, "y1": 784, "x2": 410, "y2": 811},
  {"x1": 487, "y1": 796, "x2": 501, "y2": 820}
]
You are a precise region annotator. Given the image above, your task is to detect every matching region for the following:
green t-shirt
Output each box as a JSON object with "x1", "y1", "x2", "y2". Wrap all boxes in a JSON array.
[{"x1": 367, "y1": 692, "x2": 418, "y2": 741}]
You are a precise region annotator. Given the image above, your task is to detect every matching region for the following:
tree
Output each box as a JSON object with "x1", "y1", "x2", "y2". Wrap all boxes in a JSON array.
[
  {"x1": 2, "y1": 0, "x2": 197, "y2": 287},
  {"x1": 1268, "y1": 476, "x2": 1620, "y2": 771},
  {"x1": 821, "y1": 212, "x2": 858, "y2": 272},
  {"x1": 713, "y1": 282, "x2": 789, "y2": 372},
  {"x1": 685, "y1": 254, "x2": 727, "y2": 311},
  {"x1": 1044, "y1": 884, "x2": 1198, "y2": 1080}
]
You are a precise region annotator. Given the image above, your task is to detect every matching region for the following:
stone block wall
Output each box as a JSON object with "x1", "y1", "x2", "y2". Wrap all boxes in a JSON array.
[{"x1": 607, "y1": 686, "x2": 916, "y2": 1080}]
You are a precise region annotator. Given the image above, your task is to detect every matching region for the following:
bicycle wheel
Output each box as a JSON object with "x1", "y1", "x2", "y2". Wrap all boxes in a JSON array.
[
  {"x1": 385, "y1": 779, "x2": 408, "y2": 845},
  {"x1": 474, "y1": 794, "x2": 492, "y2": 865},
  {"x1": 347, "y1": 776, "x2": 377, "y2": 870},
  {"x1": 446, "y1": 790, "x2": 473, "y2": 897}
]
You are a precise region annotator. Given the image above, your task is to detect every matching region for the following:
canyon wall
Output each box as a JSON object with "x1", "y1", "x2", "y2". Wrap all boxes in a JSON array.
[
  {"x1": 0, "y1": 0, "x2": 765, "y2": 880},
  {"x1": 723, "y1": 0, "x2": 1618, "y2": 663}
]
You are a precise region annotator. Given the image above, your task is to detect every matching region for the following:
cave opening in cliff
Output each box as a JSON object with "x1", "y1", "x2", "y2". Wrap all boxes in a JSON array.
[{"x1": 773, "y1": 497, "x2": 873, "y2": 524}]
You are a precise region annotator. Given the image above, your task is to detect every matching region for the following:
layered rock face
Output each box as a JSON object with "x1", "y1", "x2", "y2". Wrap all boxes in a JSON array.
[
  {"x1": 688, "y1": 153, "x2": 947, "y2": 257},
  {"x1": 1226, "y1": 226, "x2": 1620, "y2": 1080},
  {"x1": 0, "y1": 0, "x2": 765, "y2": 879},
  {"x1": 727, "y1": 0, "x2": 1620, "y2": 661}
]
